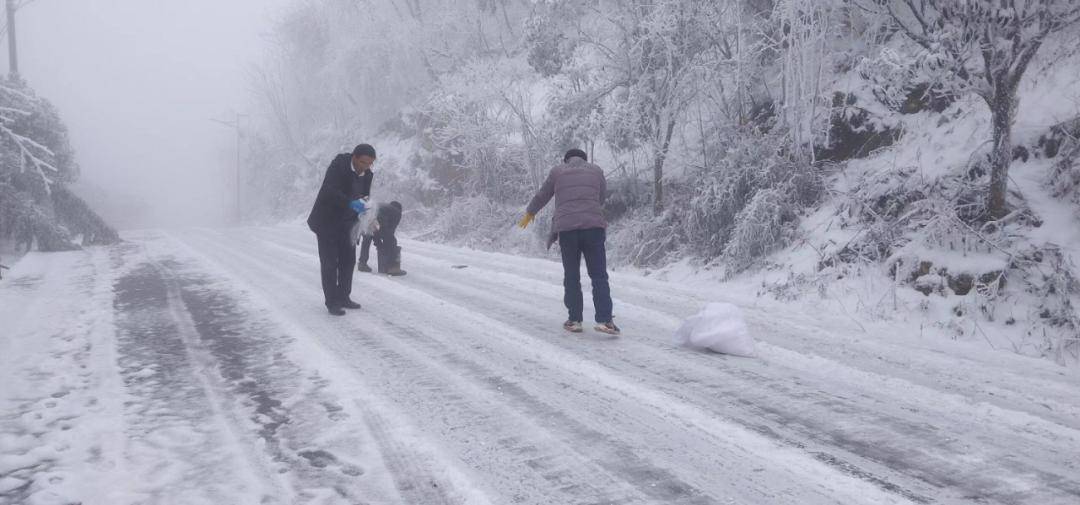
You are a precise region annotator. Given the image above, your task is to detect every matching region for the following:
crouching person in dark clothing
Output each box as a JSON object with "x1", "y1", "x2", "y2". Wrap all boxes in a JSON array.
[
  {"x1": 373, "y1": 201, "x2": 406, "y2": 276},
  {"x1": 307, "y1": 144, "x2": 375, "y2": 316},
  {"x1": 358, "y1": 201, "x2": 406, "y2": 276}
]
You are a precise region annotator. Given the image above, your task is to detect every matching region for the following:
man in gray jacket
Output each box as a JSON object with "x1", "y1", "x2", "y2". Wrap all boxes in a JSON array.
[{"x1": 519, "y1": 149, "x2": 620, "y2": 335}]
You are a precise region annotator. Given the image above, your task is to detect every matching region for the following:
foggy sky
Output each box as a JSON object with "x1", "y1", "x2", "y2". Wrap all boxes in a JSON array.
[{"x1": 9, "y1": 0, "x2": 289, "y2": 228}]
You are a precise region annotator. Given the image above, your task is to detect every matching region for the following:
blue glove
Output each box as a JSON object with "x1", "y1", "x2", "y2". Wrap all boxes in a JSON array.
[{"x1": 349, "y1": 199, "x2": 367, "y2": 214}]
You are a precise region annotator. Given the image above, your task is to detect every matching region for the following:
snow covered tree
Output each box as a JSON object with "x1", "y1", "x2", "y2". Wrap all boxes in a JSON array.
[
  {"x1": 0, "y1": 78, "x2": 117, "y2": 251},
  {"x1": 549, "y1": 0, "x2": 735, "y2": 214},
  {"x1": 246, "y1": 0, "x2": 535, "y2": 216},
  {"x1": 876, "y1": 0, "x2": 1080, "y2": 219},
  {"x1": 410, "y1": 57, "x2": 543, "y2": 203}
]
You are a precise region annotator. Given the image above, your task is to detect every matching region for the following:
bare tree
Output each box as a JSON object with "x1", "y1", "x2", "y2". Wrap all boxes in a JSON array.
[{"x1": 879, "y1": 0, "x2": 1080, "y2": 219}]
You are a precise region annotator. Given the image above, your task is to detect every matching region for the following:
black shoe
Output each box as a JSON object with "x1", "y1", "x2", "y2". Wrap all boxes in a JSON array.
[
  {"x1": 358, "y1": 263, "x2": 372, "y2": 273},
  {"x1": 342, "y1": 299, "x2": 362, "y2": 309},
  {"x1": 385, "y1": 268, "x2": 407, "y2": 277},
  {"x1": 327, "y1": 306, "x2": 346, "y2": 316}
]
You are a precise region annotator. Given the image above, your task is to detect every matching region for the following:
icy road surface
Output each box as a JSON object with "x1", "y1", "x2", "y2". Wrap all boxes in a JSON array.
[{"x1": 2, "y1": 225, "x2": 1079, "y2": 505}]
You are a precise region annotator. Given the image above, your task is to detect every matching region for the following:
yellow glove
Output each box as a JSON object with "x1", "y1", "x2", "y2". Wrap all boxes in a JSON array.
[{"x1": 517, "y1": 212, "x2": 535, "y2": 229}]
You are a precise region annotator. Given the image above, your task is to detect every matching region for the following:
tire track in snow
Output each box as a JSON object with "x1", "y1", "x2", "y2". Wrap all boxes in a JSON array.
[
  {"x1": 112, "y1": 237, "x2": 415, "y2": 504},
  {"x1": 173, "y1": 227, "x2": 924, "y2": 504},
  {"x1": 252, "y1": 226, "x2": 1080, "y2": 504},
  {"x1": 122, "y1": 230, "x2": 468, "y2": 502},
  {"x1": 400, "y1": 238, "x2": 1080, "y2": 427},
  {"x1": 170, "y1": 229, "x2": 675, "y2": 505},
  {"x1": 111, "y1": 244, "x2": 287, "y2": 504},
  {"x1": 157, "y1": 255, "x2": 404, "y2": 504},
  {"x1": 246, "y1": 229, "x2": 947, "y2": 504},
  {"x1": 388, "y1": 240, "x2": 1080, "y2": 504},
  {"x1": 157, "y1": 231, "x2": 502, "y2": 505},
  {"x1": 386, "y1": 235, "x2": 1080, "y2": 440}
]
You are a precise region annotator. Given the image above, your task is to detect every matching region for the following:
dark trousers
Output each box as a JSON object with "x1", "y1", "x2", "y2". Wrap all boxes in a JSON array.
[
  {"x1": 377, "y1": 233, "x2": 400, "y2": 273},
  {"x1": 558, "y1": 228, "x2": 613, "y2": 323},
  {"x1": 374, "y1": 229, "x2": 398, "y2": 256},
  {"x1": 316, "y1": 227, "x2": 356, "y2": 307},
  {"x1": 358, "y1": 235, "x2": 374, "y2": 266}
]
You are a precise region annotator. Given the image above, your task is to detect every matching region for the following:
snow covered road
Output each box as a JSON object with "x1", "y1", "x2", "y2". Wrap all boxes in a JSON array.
[{"x1": 2, "y1": 225, "x2": 1079, "y2": 505}]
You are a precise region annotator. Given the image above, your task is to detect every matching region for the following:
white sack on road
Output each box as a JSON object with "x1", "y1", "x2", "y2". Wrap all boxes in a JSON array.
[{"x1": 674, "y1": 303, "x2": 755, "y2": 357}]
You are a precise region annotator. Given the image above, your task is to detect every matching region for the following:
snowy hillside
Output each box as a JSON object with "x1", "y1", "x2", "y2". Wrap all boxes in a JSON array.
[{"x1": 765, "y1": 60, "x2": 1080, "y2": 363}]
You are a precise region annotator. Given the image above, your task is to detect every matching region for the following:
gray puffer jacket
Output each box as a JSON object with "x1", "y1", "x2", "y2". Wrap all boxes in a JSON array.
[{"x1": 526, "y1": 156, "x2": 607, "y2": 247}]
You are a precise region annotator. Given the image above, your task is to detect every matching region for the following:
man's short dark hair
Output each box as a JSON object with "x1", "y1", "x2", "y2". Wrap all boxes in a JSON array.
[
  {"x1": 563, "y1": 149, "x2": 587, "y2": 163},
  {"x1": 352, "y1": 144, "x2": 377, "y2": 158},
  {"x1": 389, "y1": 201, "x2": 402, "y2": 211}
]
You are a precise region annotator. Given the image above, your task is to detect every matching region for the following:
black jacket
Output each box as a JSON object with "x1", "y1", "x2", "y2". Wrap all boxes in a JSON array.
[
  {"x1": 376, "y1": 202, "x2": 402, "y2": 237},
  {"x1": 306, "y1": 153, "x2": 374, "y2": 233}
]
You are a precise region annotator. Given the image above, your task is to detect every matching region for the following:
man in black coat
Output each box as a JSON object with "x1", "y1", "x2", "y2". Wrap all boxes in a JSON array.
[{"x1": 307, "y1": 144, "x2": 376, "y2": 315}]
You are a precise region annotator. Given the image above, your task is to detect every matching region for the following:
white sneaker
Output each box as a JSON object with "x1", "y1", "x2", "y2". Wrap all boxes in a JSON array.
[{"x1": 563, "y1": 320, "x2": 583, "y2": 333}]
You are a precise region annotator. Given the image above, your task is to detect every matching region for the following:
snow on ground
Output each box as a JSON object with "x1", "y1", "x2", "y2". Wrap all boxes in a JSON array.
[
  {"x1": 0, "y1": 248, "x2": 132, "y2": 505},
  {"x1": 2, "y1": 224, "x2": 1079, "y2": 504}
]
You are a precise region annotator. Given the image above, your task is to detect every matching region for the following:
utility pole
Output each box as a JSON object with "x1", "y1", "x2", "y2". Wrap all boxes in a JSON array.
[
  {"x1": 210, "y1": 112, "x2": 247, "y2": 224},
  {"x1": 233, "y1": 111, "x2": 241, "y2": 224},
  {"x1": 6, "y1": 0, "x2": 18, "y2": 77}
]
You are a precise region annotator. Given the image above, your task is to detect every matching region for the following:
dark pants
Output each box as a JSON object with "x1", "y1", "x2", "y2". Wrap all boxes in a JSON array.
[
  {"x1": 374, "y1": 230, "x2": 399, "y2": 273},
  {"x1": 316, "y1": 226, "x2": 356, "y2": 308},
  {"x1": 358, "y1": 235, "x2": 374, "y2": 266},
  {"x1": 558, "y1": 228, "x2": 613, "y2": 323}
]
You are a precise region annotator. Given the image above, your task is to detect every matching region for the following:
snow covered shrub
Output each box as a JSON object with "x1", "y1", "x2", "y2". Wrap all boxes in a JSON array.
[
  {"x1": 50, "y1": 186, "x2": 120, "y2": 246},
  {"x1": 413, "y1": 195, "x2": 553, "y2": 257},
  {"x1": 1047, "y1": 123, "x2": 1080, "y2": 212},
  {"x1": 0, "y1": 182, "x2": 78, "y2": 252},
  {"x1": 432, "y1": 197, "x2": 507, "y2": 244},
  {"x1": 602, "y1": 177, "x2": 652, "y2": 222},
  {"x1": 815, "y1": 93, "x2": 903, "y2": 162},
  {"x1": 830, "y1": 157, "x2": 1029, "y2": 279},
  {"x1": 858, "y1": 45, "x2": 956, "y2": 115},
  {"x1": 823, "y1": 165, "x2": 931, "y2": 268},
  {"x1": 686, "y1": 163, "x2": 757, "y2": 259},
  {"x1": 1035, "y1": 117, "x2": 1080, "y2": 160},
  {"x1": 686, "y1": 129, "x2": 822, "y2": 262},
  {"x1": 606, "y1": 209, "x2": 686, "y2": 268},
  {"x1": 1008, "y1": 246, "x2": 1080, "y2": 362},
  {"x1": 523, "y1": 10, "x2": 575, "y2": 78},
  {"x1": 722, "y1": 189, "x2": 796, "y2": 273}
]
